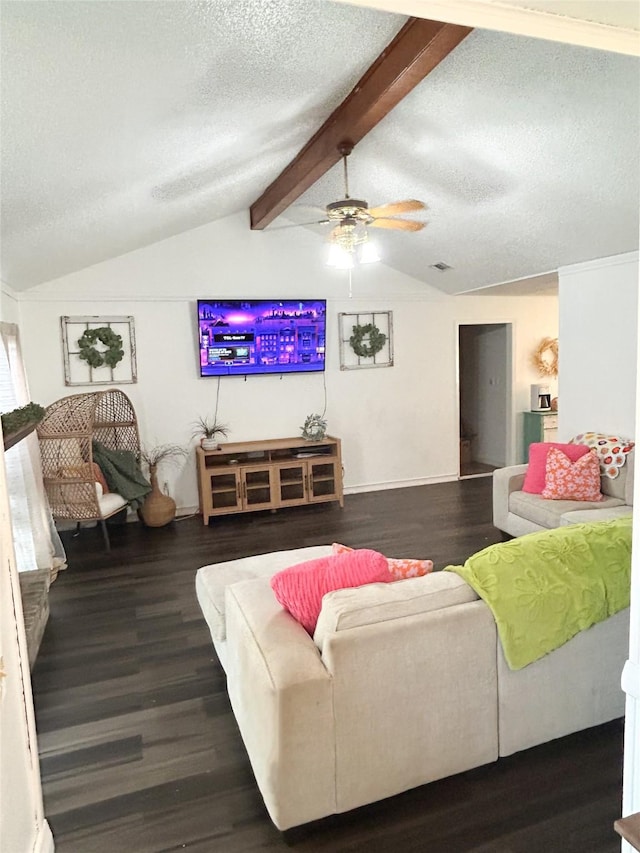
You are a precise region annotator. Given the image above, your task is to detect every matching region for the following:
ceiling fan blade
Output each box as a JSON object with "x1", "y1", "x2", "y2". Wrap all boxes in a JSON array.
[
  {"x1": 367, "y1": 199, "x2": 426, "y2": 218},
  {"x1": 370, "y1": 218, "x2": 425, "y2": 232},
  {"x1": 293, "y1": 204, "x2": 330, "y2": 217},
  {"x1": 268, "y1": 219, "x2": 330, "y2": 230}
]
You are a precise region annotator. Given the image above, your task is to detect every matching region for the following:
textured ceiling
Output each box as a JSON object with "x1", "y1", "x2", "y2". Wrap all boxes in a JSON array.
[
  {"x1": 1, "y1": 0, "x2": 639, "y2": 294},
  {"x1": 292, "y1": 27, "x2": 640, "y2": 294}
]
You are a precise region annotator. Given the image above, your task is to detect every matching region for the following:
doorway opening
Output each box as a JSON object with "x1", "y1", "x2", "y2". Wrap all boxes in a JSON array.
[{"x1": 458, "y1": 323, "x2": 512, "y2": 479}]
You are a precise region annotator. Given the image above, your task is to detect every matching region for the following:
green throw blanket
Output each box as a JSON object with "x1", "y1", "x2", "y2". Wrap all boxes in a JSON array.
[
  {"x1": 445, "y1": 516, "x2": 632, "y2": 670},
  {"x1": 92, "y1": 440, "x2": 151, "y2": 511}
]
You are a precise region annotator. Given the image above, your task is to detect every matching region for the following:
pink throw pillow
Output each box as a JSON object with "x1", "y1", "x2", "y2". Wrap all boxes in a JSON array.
[
  {"x1": 523, "y1": 442, "x2": 590, "y2": 494},
  {"x1": 541, "y1": 447, "x2": 603, "y2": 501},
  {"x1": 270, "y1": 549, "x2": 391, "y2": 634},
  {"x1": 331, "y1": 542, "x2": 434, "y2": 580}
]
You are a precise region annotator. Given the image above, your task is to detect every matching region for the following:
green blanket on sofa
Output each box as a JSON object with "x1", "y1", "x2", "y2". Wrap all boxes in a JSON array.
[{"x1": 445, "y1": 515, "x2": 632, "y2": 670}]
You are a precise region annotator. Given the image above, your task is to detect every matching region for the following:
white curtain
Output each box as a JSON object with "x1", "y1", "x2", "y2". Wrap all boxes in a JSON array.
[{"x1": 0, "y1": 323, "x2": 66, "y2": 576}]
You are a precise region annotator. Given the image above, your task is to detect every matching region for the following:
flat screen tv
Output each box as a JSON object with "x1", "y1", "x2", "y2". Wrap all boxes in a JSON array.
[{"x1": 197, "y1": 299, "x2": 327, "y2": 377}]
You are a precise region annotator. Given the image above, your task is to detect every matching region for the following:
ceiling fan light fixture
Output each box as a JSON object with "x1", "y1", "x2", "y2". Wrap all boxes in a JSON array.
[
  {"x1": 359, "y1": 240, "x2": 380, "y2": 264},
  {"x1": 327, "y1": 243, "x2": 354, "y2": 269}
]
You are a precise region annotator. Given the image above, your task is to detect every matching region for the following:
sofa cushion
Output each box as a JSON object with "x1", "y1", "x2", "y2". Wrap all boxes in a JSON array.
[
  {"x1": 541, "y1": 448, "x2": 603, "y2": 502},
  {"x1": 195, "y1": 545, "x2": 332, "y2": 643},
  {"x1": 508, "y1": 490, "x2": 625, "y2": 529},
  {"x1": 271, "y1": 549, "x2": 391, "y2": 634},
  {"x1": 313, "y1": 571, "x2": 478, "y2": 651},
  {"x1": 523, "y1": 442, "x2": 590, "y2": 494},
  {"x1": 560, "y1": 507, "x2": 633, "y2": 526},
  {"x1": 331, "y1": 542, "x2": 434, "y2": 580}
]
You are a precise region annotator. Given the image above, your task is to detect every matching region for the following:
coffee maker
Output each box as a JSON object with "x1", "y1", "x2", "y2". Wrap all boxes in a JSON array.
[{"x1": 531, "y1": 384, "x2": 551, "y2": 412}]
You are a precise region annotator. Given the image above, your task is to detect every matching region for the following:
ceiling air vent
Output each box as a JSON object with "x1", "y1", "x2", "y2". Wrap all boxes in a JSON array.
[{"x1": 430, "y1": 262, "x2": 452, "y2": 272}]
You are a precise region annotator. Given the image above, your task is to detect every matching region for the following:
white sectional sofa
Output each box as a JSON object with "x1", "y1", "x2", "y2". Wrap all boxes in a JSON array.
[
  {"x1": 493, "y1": 449, "x2": 634, "y2": 538},
  {"x1": 195, "y1": 544, "x2": 629, "y2": 831}
]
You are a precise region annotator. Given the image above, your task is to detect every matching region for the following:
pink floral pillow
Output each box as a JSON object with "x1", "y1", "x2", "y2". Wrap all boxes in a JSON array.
[
  {"x1": 541, "y1": 448, "x2": 603, "y2": 502},
  {"x1": 332, "y1": 542, "x2": 434, "y2": 580},
  {"x1": 522, "y1": 442, "x2": 590, "y2": 494},
  {"x1": 270, "y1": 549, "x2": 391, "y2": 634}
]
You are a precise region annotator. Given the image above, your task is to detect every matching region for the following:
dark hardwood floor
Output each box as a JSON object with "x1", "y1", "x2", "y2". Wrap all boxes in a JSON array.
[{"x1": 30, "y1": 478, "x2": 624, "y2": 852}]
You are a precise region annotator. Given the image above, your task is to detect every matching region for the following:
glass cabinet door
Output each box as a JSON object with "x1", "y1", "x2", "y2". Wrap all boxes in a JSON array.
[
  {"x1": 307, "y1": 460, "x2": 339, "y2": 502},
  {"x1": 276, "y1": 462, "x2": 307, "y2": 506},
  {"x1": 241, "y1": 466, "x2": 275, "y2": 510},
  {"x1": 208, "y1": 469, "x2": 242, "y2": 513}
]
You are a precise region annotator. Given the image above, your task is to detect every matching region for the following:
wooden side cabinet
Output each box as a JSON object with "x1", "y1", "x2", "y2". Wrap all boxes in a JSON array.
[
  {"x1": 196, "y1": 436, "x2": 344, "y2": 524},
  {"x1": 522, "y1": 411, "x2": 558, "y2": 462}
]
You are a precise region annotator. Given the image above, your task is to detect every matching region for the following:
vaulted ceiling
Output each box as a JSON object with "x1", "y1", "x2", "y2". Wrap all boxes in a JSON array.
[{"x1": 1, "y1": 0, "x2": 639, "y2": 295}]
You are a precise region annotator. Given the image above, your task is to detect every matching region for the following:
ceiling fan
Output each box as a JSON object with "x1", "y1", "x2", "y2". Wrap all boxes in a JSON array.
[{"x1": 284, "y1": 141, "x2": 427, "y2": 268}]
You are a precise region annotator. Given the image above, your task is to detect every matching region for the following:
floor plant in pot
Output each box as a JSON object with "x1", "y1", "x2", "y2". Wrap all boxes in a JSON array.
[
  {"x1": 139, "y1": 443, "x2": 187, "y2": 527},
  {"x1": 192, "y1": 416, "x2": 230, "y2": 451}
]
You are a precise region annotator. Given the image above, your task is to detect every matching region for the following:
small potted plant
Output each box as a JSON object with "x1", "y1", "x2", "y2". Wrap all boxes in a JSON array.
[
  {"x1": 192, "y1": 416, "x2": 230, "y2": 451},
  {"x1": 301, "y1": 413, "x2": 327, "y2": 441}
]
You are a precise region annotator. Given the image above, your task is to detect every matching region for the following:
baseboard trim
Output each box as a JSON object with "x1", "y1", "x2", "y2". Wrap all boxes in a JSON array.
[{"x1": 344, "y1": 474, "x2": 457, "y2": 495}]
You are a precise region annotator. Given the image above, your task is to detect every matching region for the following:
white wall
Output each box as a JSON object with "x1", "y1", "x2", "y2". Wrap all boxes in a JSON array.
[
  {"x1": 17, "y1": 212, "x2": 558, "y2": 511},
  {"x1": 558, "y1": 252, "x2": 639, "y2": 441},
  {"x1": 556, "y1": 250, "x2": 640, "y2": 840}
]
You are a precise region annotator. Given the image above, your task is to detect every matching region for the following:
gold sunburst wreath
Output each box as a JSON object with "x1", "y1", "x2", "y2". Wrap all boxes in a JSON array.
[{"x1": 532, "y1": 337, "x2": 558, "y2": 378}]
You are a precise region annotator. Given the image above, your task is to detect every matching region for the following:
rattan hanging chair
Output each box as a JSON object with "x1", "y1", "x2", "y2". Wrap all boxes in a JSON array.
[{"x1": 37, "y1": 389, "x2": 141, "y2": 550}]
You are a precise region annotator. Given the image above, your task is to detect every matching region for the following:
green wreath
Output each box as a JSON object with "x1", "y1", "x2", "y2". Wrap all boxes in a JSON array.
[
  {"x1": 77, "y1": 327, "x2": 124, "y2": 369},
  {"x1": 349, "y1": 323, "x2": 387, "y2": 358}
]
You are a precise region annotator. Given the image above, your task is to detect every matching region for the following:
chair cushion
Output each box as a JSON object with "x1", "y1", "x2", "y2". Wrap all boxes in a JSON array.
[{"x1": 97, "y1": 491, "x2": 127, "y2": 518}]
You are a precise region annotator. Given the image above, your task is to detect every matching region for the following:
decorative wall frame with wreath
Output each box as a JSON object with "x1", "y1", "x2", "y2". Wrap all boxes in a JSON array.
[
  {"x1": 339, "y1": 311, "x2": 393, "y2": 370},
  {"x1": 61, "y1": 315, "x2": 137, "y2": 386}
]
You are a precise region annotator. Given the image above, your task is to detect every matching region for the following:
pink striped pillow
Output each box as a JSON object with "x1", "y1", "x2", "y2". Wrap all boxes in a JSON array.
[{"x1": 270, "y1": 549, "x2": 391, "y2": 634}]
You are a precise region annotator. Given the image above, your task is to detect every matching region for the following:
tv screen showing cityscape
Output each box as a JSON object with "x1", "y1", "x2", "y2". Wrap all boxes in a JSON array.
[{"x1": 197, "y1": 299, "x2": 327, "y2": 377}]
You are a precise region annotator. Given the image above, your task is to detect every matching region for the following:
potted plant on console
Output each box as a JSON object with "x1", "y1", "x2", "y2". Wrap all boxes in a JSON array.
[{"x1": 192, "y1": 416, "x2": 230, "y2": 451}]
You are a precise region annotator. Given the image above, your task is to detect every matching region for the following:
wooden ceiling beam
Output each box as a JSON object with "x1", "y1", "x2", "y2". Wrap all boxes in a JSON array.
[{"x1": 249, "y1": 16, "x2": 472, "y2": 230}]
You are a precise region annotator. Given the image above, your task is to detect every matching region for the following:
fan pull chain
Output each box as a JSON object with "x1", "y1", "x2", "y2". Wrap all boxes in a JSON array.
[{"x1": 343, "y1": 154, "x2": 350, "y2": 199}]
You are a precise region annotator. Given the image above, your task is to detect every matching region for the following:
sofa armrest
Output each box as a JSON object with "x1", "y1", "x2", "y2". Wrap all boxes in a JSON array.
[
  {"x1": 320, "y1": 599, "x2": 499, "y2": 814},
  {"x1": 224, "y1": 577, "x2": 335, "y2": 830},
  {"x1": 493, "y1": 464, "x2": 528, "y2": 532}
]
